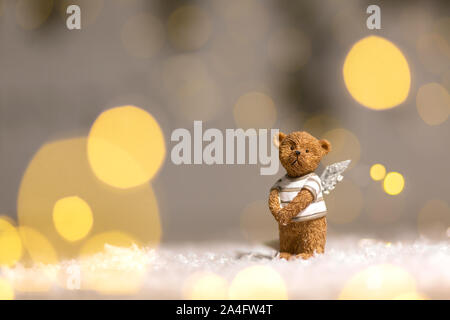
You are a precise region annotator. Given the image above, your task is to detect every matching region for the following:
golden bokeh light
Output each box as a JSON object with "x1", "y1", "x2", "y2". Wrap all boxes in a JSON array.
[
  {"x1": 326, "y1": 179, "x2": 363, "y2": 224},
  {"x1": 52, "y1": 196, "x2": 93, "y2": 242},
  {"x1": 240, "y1": 200, "x2": 278, "y2": 243},
  {"x1": 121, "y1": 13, "x2": 164, "y2": 59},
  {"x1": 58, "y1": 0, "x2": 103, "y2": 27},
  {"x1": 162, "y1": 54, "x2": 222, "y2": 122},
  {"x1": 15, "y1": 0, "x2": 53, "y2": 30},
  {"x1": 3, "y1": 264, "x2": 58, "y2": 293},
  {"x1": 18, "y1": 226, "x2": 58, "y2": 265},
  {"x1": 87, "y1": 106, "x2": 166, "y2": 189},
  {"x1": 234, "y1": 91, "x2": 277, "y2": 129},
  {"x1": 0, "y1": 217, "x2": 23, "y2": 267},
  {"x1": 383, "y1": 172, "x2": 405, "y2": 196},
  {"x1": 0, "y1": 278, "x2": 14, "y2": 300},
  {"x1": 416, "y1": 83, "x2": 450, "y2": 126},
  {"x1": 339, "y1": 264, "x2": 418, "y2": 300},
  {"x1": 229, "y1": 265, "x2": 288, "y2": 299},
  {"x1": 168, "y1": 5, "x2": 212, "y2": 51},
  {"x1": 183, "y1": 272, "x2": 229, "y2": 300},
  {"x1": 80, "y1": 244, "x2": 150, "y2": 295},
  {"x1": 267, "y1": 27, "x2": 311, "y2": 72},
  {"x1": 417, "y1": 199, "x2": 450, "y2": 241},
  {"x1": 343, "y1": 36, "x2": 411, "y2": 110},
  {"x1": 394, "y1": 292, "x2": 427, "y2": 300},
  {"x1": 18, "y1": 137, "x2": 162, "y2": 260},
  {"x1": 79, "y1": 231, "x2": 141, "y2": 257},
  {"x1": 322, "y1": 128, "x2": 360, "y2": 169},
  {"x1": 370, "y1": 164, "x2": 386, "y2": 181}
]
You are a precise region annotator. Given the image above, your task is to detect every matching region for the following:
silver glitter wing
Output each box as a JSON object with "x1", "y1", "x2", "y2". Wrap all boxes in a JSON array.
[{"x1": 320, "y1": 160, "x2": 351, "y2": 195}]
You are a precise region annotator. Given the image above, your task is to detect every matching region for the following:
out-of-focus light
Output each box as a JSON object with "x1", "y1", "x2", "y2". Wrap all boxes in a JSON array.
[
  {"x1": 267, "y1": 27, "x2": 311, "y2": 72},
  {"x1": 168, "y1": 5, "x2": 212, "y2": 51},
  {"x1": 15, "y1": 0, "x2": 53, "y2": 30},
  {"x1": 0, "y1": 278, "x2": 14, "y2": 300},
  {"x1": 383, "y1": 172, "x2": 405, "y2": 196},
  {"x1": 3, "y1": 264, "x2": 58, "y2": 293},
  {"x1": 339, "y1": 264, "x2": 418, "y2": 299},
  {"x1": 79, "y1": 231, "x2": 141, "y2": 257},
  {"x1": 18, "y1": 226, "x2": 58, "y2": 264},
  {"x1": 322, "y1": 128, "x2": 360, "y2": 169},
  {"x1": 233, "y1": 91, "x2": 276, "y2": 129},
  {"x1": 18, "y1": 137, "x2": 162, "y2": 259},
  {"x1": 52, "y1": 196, "x2": 93, "y2": 242},
  {"x1": 240, "y1": 200, "x2": 278, "y2": 243},
  {"x1": 229, "y1": 265, "x2": 287, "y2": 299},
  {"x1": 326, "y1": 179, "x2": 363, "y2": 224},
  {"x1": 121, "y1": 13, "x2": 164, "y2": 59},
  {"x1": 416, "y1": 83, "x2": 450, "y2": 126},
  {"x1": 80, "y1": 244, "x2": 151, "y2": 295},
  {"x1": 87, "y1": 106, "x2": 166, "y2": 189},
  {"x1": 370, "y1": 164, "x2": 386, "y2": 181},
  {"x1": 394, "y1": 292, "x2": 427, "y2": 300},
  {"x1": 0, "y1": 217, "x2": 23, "y2": 267},
  {"x1": 183, "y1": 272, "x2": 228, "y2": 300},
  {"x1": 58, "y1": 0, "x2": 103, "y2": 27},
  {"x1": 418, "y1": 199, "x2": 450, "y2": 241},
  {"x1": 343, "y1": 36, "x2": 411, "y2": 110}
]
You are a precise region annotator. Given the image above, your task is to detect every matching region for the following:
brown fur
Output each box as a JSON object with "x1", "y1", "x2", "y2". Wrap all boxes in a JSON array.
[{"x1": 268, "y1": 131, "x2": 331, "y2": 260}]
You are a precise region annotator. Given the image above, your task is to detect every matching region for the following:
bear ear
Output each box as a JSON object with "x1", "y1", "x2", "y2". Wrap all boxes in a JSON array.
[
  {"x1": 273, "y1": 132, "x2": 287, "y2": 148},
  {"x1": 319, "y1": 139, "x2": 331, "y2": 154}
]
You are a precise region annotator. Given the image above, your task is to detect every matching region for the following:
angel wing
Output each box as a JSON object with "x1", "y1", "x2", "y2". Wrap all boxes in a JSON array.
[{"x1": 320, "y1": 160, "x2": 351, "y2": 195}]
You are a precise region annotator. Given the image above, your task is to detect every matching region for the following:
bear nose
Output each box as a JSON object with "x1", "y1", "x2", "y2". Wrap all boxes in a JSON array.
[{"x1": 295, "y1": 150, "x2": 301, "y2": 155}]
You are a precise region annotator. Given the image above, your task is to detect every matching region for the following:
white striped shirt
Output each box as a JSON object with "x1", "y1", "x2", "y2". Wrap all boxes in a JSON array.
[{"x1": 271, "y1": 173, "x2": 327, "y2": 222}]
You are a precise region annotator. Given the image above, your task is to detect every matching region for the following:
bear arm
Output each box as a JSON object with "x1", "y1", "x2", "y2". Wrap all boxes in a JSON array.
[
  {"x1": 268, "y1": 188, "x2": 281, "y2": 220},
  {"x1": 277, "y1": 188, "x2": 314, "y2": 225}
]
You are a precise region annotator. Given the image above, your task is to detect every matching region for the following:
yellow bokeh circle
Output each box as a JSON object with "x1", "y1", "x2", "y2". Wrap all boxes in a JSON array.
[
  {"x1": 183, "y1": 272, "x2": 229, "y2": 300},
  {"x1": 18, "y1": 226, "x2": 58, "y2": 265},
  {"x1": 339, "y1": 264, "x2": 417, "y2": 300},
  {"x1": 229, "y1": 265, "x2": 287, "y2": 299},
  {"x1": 343, "y1": 36, "x2": 411, "y2": 110},
  {"x1": 0, "y1": 217, "x2": 23, "y2": 267},
  {"x1": 52, "y1": 196, "x2": 93, "y2": 242},
  {"x1": 370, "y1": 164, "x2": 386, "y2": 181},
  {"x1": 87, "y1": 106, "x2": 166, "y2": 189},
  {"x1": 0, "y1": 278, "x2": 14, "y2": 300},
  {"x1": 383, "y1": 172, "x2": 405, "y2": 196}
]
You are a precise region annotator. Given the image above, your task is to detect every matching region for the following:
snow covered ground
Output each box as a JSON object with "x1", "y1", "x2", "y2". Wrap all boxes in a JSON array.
[{"x1": 2, "y1": 236, "x2": 449, "y2": 299}]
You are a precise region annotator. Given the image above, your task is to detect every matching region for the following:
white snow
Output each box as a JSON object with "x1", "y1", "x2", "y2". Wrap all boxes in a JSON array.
[{"x1": 1, "y1": 236, "x2": 449, "y2": 299}]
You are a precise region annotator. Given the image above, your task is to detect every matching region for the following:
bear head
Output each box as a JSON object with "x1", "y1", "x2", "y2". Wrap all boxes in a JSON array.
[{"x1": 274, "y1": 131, "x2": 331, "y2": 177}]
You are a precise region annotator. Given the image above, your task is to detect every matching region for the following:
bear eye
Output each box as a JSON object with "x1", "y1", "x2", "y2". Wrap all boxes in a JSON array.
[
  {"x1": 305, "y1": 149, "x2": 309, "y2": 153},
  {"x1": 290, "y1": 146, "x2": 294, "y2": 150}
]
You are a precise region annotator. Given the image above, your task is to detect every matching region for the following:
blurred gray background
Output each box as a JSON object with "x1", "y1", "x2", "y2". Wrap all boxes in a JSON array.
[{"x1": 0, "y1": 0, "x2": 449, "y2": 245}]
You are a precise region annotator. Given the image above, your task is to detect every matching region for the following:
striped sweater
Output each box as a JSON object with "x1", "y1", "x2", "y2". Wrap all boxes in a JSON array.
[{"x1": 271, "y1": 173, "x2": 326, "y2": 222}]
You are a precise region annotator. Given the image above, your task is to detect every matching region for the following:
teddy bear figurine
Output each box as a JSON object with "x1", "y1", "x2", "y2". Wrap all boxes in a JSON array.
[{"x1": 268, "y1": 131, "x2": 350, "y2": 260}]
